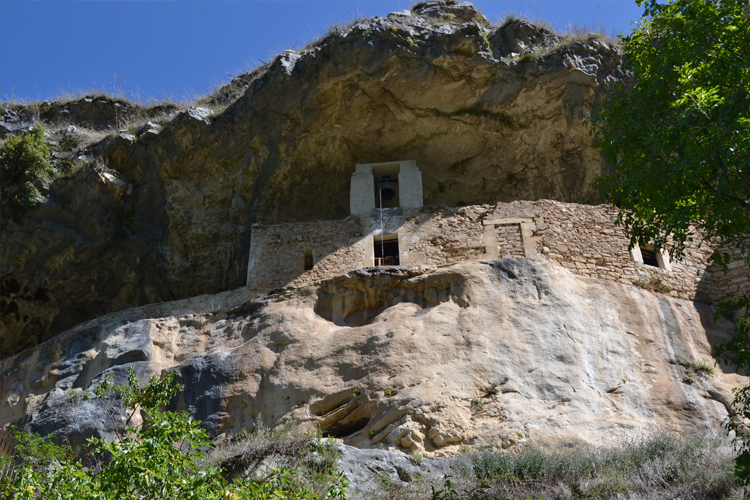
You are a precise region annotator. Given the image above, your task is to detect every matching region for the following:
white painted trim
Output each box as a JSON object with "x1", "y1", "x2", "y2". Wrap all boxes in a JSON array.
[
  {"x1": 630, "y1": 246, "x2": 644, "y2": 264},
  {"x1": 656, "y1": 249, "x2": 672, "y2": 272}
]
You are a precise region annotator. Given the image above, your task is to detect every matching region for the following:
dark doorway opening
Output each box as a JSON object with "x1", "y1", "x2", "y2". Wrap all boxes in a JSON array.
[
  {"x1": 374, "y1": 234, "x2": 399, "y2": 266},
  {"x1": 640, "y1": 247, "x2": 659, "y2": 267},
  {"x1": 304, "y1": 249, "x2": 314, "y2": 270}
]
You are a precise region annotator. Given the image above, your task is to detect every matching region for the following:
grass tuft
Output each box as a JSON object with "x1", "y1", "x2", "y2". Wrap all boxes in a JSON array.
[{"x1": 690, "y1": 359, "x2": 716, "y2": 375}]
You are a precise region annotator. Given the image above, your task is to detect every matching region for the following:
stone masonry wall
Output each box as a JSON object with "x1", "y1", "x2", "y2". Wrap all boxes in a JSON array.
[
  {"x1": 534, "y1": 201, "x2": 711, "y2": 301},
  {"x1": 496, "y1": 224, "x2": 525, "y2": 258},
  {"x1": 245, "y1": 200, "x2": 750, "y2": 305},
  {"x1": 246, "y1": 218, "x2": 366, "y2": 294},
  {"x1": 701, "y1": 247, "x2": 750, "y2": 305}
]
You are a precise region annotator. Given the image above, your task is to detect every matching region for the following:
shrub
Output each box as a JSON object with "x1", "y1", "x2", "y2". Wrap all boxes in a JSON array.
[
  {"x1": 204, "y1": 420, "x2": 344, "y2": 497},
  {"x1": 0, "y1": 124, "x2": 52, "y2": 217},
  {"x1": 0, "y1": 368, "x2": 348, "y2": 500}
]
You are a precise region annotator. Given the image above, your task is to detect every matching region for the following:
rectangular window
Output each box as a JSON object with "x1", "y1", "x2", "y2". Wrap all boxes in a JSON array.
[
  {"x1": 634, "y1": 244, "x2": 671, "y2": 271},
  {"x1": 640, "y1": 247, "x2": 659, "y2": 267},
  {"x1": 374, "y1": 234, "x2": 399, "y2": 266}
]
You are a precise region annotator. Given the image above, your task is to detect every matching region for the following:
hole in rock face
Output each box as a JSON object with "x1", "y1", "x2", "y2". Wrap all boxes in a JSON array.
[
  {"x1": 304, "y1": 249, "x2": 314, "y2": 271},
  {"x1": 313, "y1": 270, "x2": 467, "y2": 326},
  {"x1": 321, "y1": 415, "x2": 370, "y2": 439},
  {"x1": 310, "y1": 390, "x2": 357, "y2": 416},
  {"x1": 317, "y1": 395, "x2": 374, "y2": 439},
  {"x1": 2, "y1": 300, "x2": 19, "y2": 319}
]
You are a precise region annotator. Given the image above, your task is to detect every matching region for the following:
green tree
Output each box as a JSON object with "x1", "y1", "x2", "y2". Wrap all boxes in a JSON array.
[
  {"x1": 0, "y1": 124, "x2": 52, "y2": 217},
  {"x1": 0, "y1": 369, "x2": 348, "y2": 499},
  {"x1": 592, "y1": 0, "x2": 750, "y2": 483}
]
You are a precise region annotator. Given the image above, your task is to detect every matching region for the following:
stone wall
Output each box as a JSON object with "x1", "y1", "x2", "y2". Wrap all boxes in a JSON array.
[
  {"x1": 246, "y1": 200, "x2": 750, "y2": 305},
  {"x1": 495, "y1": 224, "x2": 524, "y2": 258},
  {"x1": 247, "y1": 206, "x2": 490, "y2": 293},
  {"x1": 533, "y1": 201, "x2": 709, "y2": 300},
  {"x1": 246, "y1": 218, "x2": 366, "y2": 294},
  {"x1": 527, "y1": 200, "x2": 750, "y2": 304},
  {"x1": 701, "y1": 247, "x2": 750, "y2": 305}
]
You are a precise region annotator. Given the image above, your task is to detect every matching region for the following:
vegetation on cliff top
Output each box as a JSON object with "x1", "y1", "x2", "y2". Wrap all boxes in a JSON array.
[
  {"x1": 0, "y1": 125, "x2": 51, "y2": 219},
  {"x1": 0, "y1": 2, "x2": 617, "y2": 150}
]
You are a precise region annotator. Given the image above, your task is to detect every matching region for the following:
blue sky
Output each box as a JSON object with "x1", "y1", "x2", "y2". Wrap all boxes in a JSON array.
[{"x1": 0, "y1": 1, "x2": 643, "y2": 103}]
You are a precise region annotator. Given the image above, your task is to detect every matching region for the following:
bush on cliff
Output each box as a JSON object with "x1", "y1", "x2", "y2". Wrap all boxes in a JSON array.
[
  {"x1": 0, "y1": 369, "x2": 348, "y2": 500},
  {"x1": 0, "y1": 124, "x2": 52, "y2": 218}
]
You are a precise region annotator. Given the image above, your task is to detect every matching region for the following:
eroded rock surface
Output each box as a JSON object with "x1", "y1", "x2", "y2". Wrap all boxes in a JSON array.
[
  {"x1": 1, "y1": 259, "x2": 742, "y2": 455},
  {"x1": 1, "y1": 3, "x2": 625, "y2": 357}
]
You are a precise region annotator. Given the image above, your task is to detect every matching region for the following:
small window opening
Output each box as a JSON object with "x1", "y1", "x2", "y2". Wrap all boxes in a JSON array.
[
  {"x1": 640, "y1": 247, "x2": 659, "y2": 267},
  {"x1": 372, "y1": 163, "x2": 401, "y2": 209},
  {"x1": 374, "y1": 234, "x2": 399, "y2": 266},
  {"x1": 304, "y1": 249, "x2": 314, "y2": 271}
]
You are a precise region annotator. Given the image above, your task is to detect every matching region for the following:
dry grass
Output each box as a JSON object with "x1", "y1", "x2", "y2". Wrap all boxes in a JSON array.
[{"x1": 360, "y1": 431, "x2": 738, "y2": 500}]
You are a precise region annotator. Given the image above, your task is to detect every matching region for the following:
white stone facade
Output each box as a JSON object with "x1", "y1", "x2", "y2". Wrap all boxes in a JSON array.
[{"x1": 350, "y1": 160, "x2": 423, "y2": 214}]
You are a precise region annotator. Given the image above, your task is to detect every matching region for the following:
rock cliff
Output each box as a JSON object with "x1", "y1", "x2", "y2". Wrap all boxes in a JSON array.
[
  {"x1": 1, "y1": 259, "x2": 742, "y2": 455},
  {"x1": 0, "y1": 1, "x2": 625, "y2": 357}
]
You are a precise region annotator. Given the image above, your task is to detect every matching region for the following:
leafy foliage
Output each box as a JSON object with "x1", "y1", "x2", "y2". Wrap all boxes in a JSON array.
[
  {"x1": 593, "y1": 0, "x2": 750, "y2": 263},
  {"x1": 0, "y1": 124, "x2": 52, "y2": 218},
  {"x1": 0, "y1": 368, "x2": 348, "y2": 499},
  {"x1": 591, "y1": 0, "x2": 750, "y2": 484}
]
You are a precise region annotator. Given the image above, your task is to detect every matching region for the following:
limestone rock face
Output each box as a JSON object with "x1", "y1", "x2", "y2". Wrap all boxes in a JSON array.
[
  {"x1": 1, "y1": 259, "x2": 742, "y2": 455},
  {"x1": 1, "y1": 4, "x2": 625, "y2": 357},
  {"x1": 0, "y1": 164, "x2": 171, "y2": 358}
]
